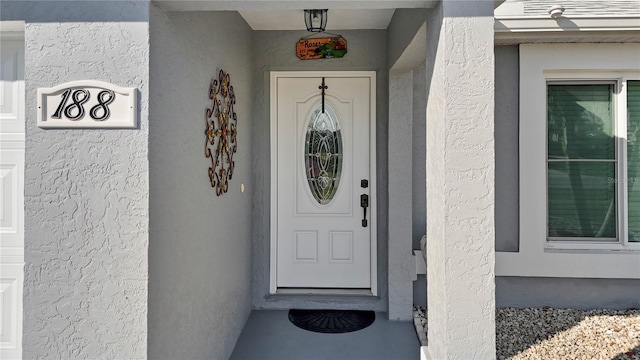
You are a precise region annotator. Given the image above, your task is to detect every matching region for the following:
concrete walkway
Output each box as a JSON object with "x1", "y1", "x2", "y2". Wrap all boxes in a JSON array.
[{"x1": 231, "y1": 310, "x2": 420, "y2": 360}]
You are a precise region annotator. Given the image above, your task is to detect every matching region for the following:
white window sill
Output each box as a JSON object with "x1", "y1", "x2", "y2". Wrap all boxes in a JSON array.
[
  {"x1": 496, "y1": 249, "x2": 640, "y2": 278},
  {"x1": 545, "y1": 242, "x2": 640, "y2": 253}
]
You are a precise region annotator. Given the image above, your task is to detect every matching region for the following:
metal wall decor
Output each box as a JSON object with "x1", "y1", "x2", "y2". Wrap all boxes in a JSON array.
[
  {"x1": 319, "y1": 77, "x2": 328, "y2": 113},
  {"x1": 205, "y1": 69, "x2": 237, "y2": 196}
]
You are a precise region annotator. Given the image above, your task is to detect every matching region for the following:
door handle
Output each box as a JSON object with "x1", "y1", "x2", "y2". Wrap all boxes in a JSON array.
[{"x1": 360, "y1": 194, "x2": 369, "y2": 227}]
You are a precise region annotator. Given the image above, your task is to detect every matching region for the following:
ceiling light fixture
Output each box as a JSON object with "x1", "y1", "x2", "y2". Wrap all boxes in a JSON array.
[{"x1": 304, "y1": 9, "x2": 328, "y2": 33}]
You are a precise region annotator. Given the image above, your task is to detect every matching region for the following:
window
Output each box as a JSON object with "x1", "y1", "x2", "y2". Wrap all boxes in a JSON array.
[
  {"x1": 546, "y1": 80, "x2": 640, "y2": 246},
  {"x1": 627, "y1": 80, "x2": 640, "y2": 242},
  {"x1": 498, "y1": 44, "x2": 640, "y2": 279},
  {"x1": 547, "y1": 83, "x2": 616, "y2": 240}
]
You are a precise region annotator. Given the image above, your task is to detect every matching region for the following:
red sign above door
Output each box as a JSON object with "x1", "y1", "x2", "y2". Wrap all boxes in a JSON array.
[{"x1": 296, "y1": 36, "x2": 347, "y2": 60}]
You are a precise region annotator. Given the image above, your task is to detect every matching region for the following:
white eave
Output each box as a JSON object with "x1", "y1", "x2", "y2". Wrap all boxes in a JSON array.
[
  {"x1": 496, "y1": 16, "x2": 640, "y2": 32},
  {"x1": 495, "y1": 16, "x2": 640, "y2": 45},
  {"x1": 154, "y1": 0, "x2": 437, "y2": 11}
]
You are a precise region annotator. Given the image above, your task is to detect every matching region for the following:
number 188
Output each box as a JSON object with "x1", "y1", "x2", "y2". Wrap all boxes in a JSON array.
[{"x1": 52, "y1": 88, "x2": 116, "y2": 121}]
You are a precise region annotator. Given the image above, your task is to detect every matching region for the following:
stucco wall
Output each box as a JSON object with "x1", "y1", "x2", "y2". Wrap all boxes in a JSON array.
[
  {"x1": 387, "y1": 8, "x2": 428, "y2": 70},
  {"x1": 497, "y1": 277, "x2": 640, "y2": 309},
  {"x1": 425, "y1": 1, "x2": 497, "y2": 357},
  {"x1": 252, "y1": 30, "x2": 389, "y2": 311},
  {"x1": 412, "y1": 61, "x2": 427, "y2": 249},
  {"x1": 148, "y1": 8, "x2": 253, "y2": 360},
  {"x1": 387, "y1": 8, "x2": 429, "y2": 319},
  {"x1": 424, "y1": 4, "x2": 446, "y2": 349},
  {"x1": 1, "y1": 1, "x2": 150, "y2": 358},
  {"x1": 388, "y1": 70, "x2": 415, "y2": 320},
  {"x1": 412, "y1": 60, "x2": 428, "y2": 308},
  {"x1": 495, "y1": 45, "x2": 519, "y2": 252}
]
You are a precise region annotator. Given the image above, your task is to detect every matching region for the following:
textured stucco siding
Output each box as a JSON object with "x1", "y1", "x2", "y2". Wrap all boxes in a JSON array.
[
  {"x1": 148, "y1": 9, "x2": 254, "y2": 360},
  {"x1": 523, "y1": 0, "x2": 640, "y2": 16},
  {"x1": 425, "y1": 1, "x2": 497, "y2": 358},
  {"x1": 388, "y1": 70, "x2": 415, "y2": 320},
  {"x1": 388, "y1": 10, "x2": 428, "y2": 320},
  {"x1": 2, "y1": 1, "x2": 151, "y2": 358},
  {"x1": 252, "y1": 30, "x2": 389, "y2": 311},
  {"x1": 425, "y1": 5, "x2": 447, "y2": 355}
]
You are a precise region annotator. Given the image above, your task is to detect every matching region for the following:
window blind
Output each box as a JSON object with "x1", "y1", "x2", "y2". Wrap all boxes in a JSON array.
[
  {"x1": 627, "y1": 81, "x2": 640, "y2": 242},
  {"x1": 547, "y1": 84, "x2": 616, "y2": 239}
]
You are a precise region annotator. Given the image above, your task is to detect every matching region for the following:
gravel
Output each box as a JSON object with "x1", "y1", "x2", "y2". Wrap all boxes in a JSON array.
[{"x1": 413, "y1": 306, "x2": 640, "y2": 359}]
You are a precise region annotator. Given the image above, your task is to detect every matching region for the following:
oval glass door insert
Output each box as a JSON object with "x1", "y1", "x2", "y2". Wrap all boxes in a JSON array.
[{"x1": 305, "y1": 104, "x2": 343, "y2": 205}]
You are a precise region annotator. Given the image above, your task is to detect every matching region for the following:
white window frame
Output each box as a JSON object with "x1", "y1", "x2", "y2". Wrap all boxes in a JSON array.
[
  {"x1": 495, "y1": 43, "x2": 640, "y2": 279},
  {"x1": 545, "y1": 79, "x2": 625, "y2": 248}
]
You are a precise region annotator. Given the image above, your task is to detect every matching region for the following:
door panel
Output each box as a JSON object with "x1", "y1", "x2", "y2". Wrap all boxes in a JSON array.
[
  {"x1": 274, "y1": 75, "x2": 374, "y2": 289},
  {"x1": 0, "y1": 39, "x2": 24, "y2": 134},
  {"x1": 0, "y1": 36, "x2": 24, "y2": 360}
]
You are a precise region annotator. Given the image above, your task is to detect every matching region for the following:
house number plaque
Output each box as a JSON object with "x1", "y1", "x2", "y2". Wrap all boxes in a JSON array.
[{"x1": 37, "y1": 80, "x2": 137, "y2": 128}]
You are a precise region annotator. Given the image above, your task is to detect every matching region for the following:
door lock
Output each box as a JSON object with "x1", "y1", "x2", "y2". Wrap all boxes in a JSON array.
[{"x1": 360, "y1": 194, "x2": 369, "y2": 227}]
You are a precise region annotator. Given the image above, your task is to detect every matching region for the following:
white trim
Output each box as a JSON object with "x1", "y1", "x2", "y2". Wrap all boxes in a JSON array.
[
  {"x1": 413, "y1": 250, "x2": 426, "y2": 276},
  {"x1": 269, "y1": 73, "x2": 278, "y2": 294},
  {"x1": 494, "y1": 16, "x2": 640, "y2": 44},
  {"x1": 495, "y1": 16, "x2": 640, "y2": 33},
  {"x1": 0, "y1": 247, "x2": 23, "y2": 261},
  {"x1": 0, "y1": 21, "x2": 24, "y2": 39},
  {"x1": 269, "y1": 71, "x2": 378, "y2": 295},
  {"x1": 0, "y1": 29, "x2": 24, "y2": 360},
  {"x1": 0, "y1": 32, "x2": 24, "y2": 41},
  {"x1": 496, "y1": 43, "x2": 640, "y2": 279},
  {"x1": 420, "y1": 346, "x2": 429, "y2": 360},
  {"x1": 0, "y1": 134, "x2": 25, "y2": 143},
  {"x1": 368, "y1": 72, "x2": 377, "y2": 297},
  {"x1": 620, "y1": 79, "x2": 629, "y2": 247},
  {"x1": 275, "y1": 288, "x2": 373, "y2": 296},
  {"x1": 496, "y1": 251, "x2": 640, "y2": 278},
  {"x1": 154, "y1": 1, "x2": 436, "y2": 12}
]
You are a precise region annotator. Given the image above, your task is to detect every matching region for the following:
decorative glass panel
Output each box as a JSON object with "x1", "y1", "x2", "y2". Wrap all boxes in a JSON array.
[
  {"x1": 627, "y1": 81, "x2": 640, "y2": 242},
  {"x1": 305, "y1": 104, "x2": 343, "y2": 205}
]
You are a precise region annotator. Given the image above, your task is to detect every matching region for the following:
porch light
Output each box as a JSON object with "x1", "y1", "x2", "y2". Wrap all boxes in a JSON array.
[{"x1": 304, "y1": 9, "x2": 328, "y2": 33}]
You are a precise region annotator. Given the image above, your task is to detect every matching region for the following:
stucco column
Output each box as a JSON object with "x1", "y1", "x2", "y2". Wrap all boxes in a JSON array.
[
  {"x1": 425, "y1": 1, "x2": 496, "y2": 359},
  {"x1": 18, "y1": 2, "x2": 150, "y2": 358},
  {"x1": 388, "y1": 70, "x2": 415, "y2": 320}
]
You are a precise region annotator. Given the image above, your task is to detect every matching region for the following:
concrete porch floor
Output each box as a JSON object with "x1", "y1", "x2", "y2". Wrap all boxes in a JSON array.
[{"x1": 230, "y1": 310, "x2": 420, "y2": 360}]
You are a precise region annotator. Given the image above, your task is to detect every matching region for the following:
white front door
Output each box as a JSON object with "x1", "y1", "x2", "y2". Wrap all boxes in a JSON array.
[
  {"x1": 271, "y1": 72, "x2": 376, "y2": 293},
  {"x1": 0, "y1": 29, "x2": 24, "y2": 360}
]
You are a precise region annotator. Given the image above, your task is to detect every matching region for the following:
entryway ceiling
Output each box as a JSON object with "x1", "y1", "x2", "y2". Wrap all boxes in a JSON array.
[
  {"x1": 238, "y1": 9, "x2": 394, "y2": 30},
  {"x1": 155, "y1": 1, "x2": 441, "y2": 30}
]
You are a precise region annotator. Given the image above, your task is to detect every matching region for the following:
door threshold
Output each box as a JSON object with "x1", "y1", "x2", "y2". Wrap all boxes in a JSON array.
[{"x1": 275, "y1": 288, "x2": 374, "y2": 296}]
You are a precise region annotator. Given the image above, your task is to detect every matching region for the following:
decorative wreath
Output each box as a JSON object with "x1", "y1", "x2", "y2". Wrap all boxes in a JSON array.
[{"x1": 204, "y1": 69, "x2": 237, "y2": 196}]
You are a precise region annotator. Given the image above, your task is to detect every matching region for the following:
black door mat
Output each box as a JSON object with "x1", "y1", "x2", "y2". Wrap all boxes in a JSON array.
[{"x1": 288, "y1": 309, "x2": 375, "y2": 334}]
